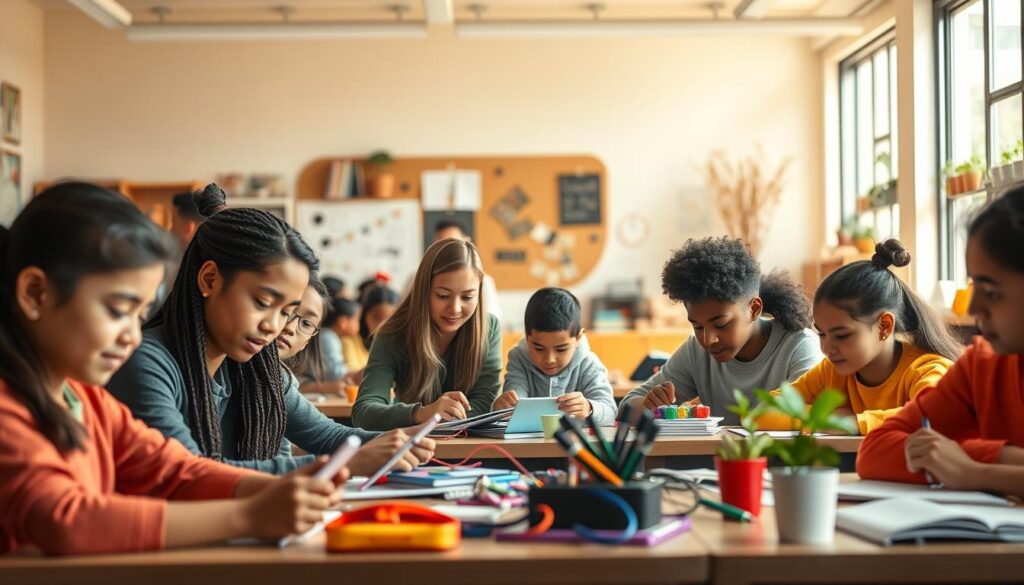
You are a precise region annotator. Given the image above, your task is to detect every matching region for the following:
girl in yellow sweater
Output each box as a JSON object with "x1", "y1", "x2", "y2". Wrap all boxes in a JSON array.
[{"x1": 761, "y1": 239, "x2": 963, "y2": 434}]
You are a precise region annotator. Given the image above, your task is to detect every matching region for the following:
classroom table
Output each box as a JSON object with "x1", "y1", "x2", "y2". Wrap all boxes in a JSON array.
[
  {"x1": 0, "y1": 529, "x2": 710, "y2": 585},
  {"x1": 689, "y1": 504, "x2": 1024, "y2": 585}
]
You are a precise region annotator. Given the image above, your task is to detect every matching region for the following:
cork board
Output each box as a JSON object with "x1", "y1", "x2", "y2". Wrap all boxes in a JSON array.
[{"x1": 296, "y1": 155, "x2": 607, "y2": 290}]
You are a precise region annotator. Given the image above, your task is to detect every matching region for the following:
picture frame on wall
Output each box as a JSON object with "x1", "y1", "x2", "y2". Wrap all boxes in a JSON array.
[
  {"x1": 0, "y1": 150, "x2": 21, "y2": 227},
  {"x1": 2, "y1": 82, "x2": 22, "y2": 145}
]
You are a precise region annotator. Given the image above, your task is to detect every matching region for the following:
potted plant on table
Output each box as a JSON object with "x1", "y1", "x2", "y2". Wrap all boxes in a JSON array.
[
  {"x1": 755, "y1": 384, "x2": 858, "y2": 544},
  {"x1": 714, "y1": 389, "x2": 774, "y2": 518},
  {"x1": 852, "y1": 224, "x2": 877, "y2": 254},
  {"x1": 367, "y1": 150, "x2": 396, "y2": 198}
]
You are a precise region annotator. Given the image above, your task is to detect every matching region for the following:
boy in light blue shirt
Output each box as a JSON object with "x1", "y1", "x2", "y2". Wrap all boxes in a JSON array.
[{"x1": 494, "y1": 288, "x2": 617, "y2": 425}]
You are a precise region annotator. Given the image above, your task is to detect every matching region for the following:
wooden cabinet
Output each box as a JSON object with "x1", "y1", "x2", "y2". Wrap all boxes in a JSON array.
[{"x1": 35, "y1": 180, "x2": 203, "y2": 229}]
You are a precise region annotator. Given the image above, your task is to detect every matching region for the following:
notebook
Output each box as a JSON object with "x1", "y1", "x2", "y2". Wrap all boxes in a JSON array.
[
  {"x1": 836, "y1": 498, "x2": 1024, "y2": 545},
  {"x1": 389, "y1": 467, "x2": 521, "y2": 487},
  {"x1": 837, "y1": 480, "x2": 1010, "y2": 506},
  {"x1": 495, "y1": 517, "x2": 691, "y2": 546},
  {"x1": 343, "y1": 482, "x2": 475, "y2": 501},
  {"x1": 430, "y1": 407, "x2": 514, "y2": 436},
  {"x1": 653, "y1": 417, "x2": 724, "y2": 436}
]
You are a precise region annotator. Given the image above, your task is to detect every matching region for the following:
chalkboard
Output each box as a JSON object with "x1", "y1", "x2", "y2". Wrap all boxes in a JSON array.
[{"x1": 558, "y1": 174, "x2": 602, "y2": 225}]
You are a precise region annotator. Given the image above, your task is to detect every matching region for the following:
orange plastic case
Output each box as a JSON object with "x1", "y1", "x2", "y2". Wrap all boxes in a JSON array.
[{"x1": 325, "y1": 503, "x2": 461, "y2": 552}]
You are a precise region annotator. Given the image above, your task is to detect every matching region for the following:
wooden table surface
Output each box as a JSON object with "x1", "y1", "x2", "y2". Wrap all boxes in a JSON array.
[
  {"x1": 689, "y1": 505, "x2": 1024, "y2": 585},
  {"x1": 1, "y1": 529, "x2": 709, "y2": 585}
]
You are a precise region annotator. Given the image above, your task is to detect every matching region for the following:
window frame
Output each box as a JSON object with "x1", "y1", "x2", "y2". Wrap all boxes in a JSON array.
[{"x1": 936, "y1": 0, "x2": 1024, "y2": 280}]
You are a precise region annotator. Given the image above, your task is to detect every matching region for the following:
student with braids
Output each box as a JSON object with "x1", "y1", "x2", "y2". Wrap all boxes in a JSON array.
[
  {"x1": 619, "y1": 236, "x2": 823, "y2": 424},
  {"x1": 858, "y1": 186, "x2": 1024, "y2": 497},
  {"x1": 109, "y1": 184, "x2": 433, "y2": 475},
  {"x1": 759, "y1": 239, "x2": 961, "y2": 434},
  {"x1": 353, "y1": 238, "x2": 502, "y2": 431},
  {"x1": 0, "y1": 184, "x2": 347, "y2": 555}
]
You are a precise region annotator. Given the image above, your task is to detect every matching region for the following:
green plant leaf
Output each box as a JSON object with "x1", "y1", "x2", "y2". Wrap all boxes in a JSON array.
[
  {"x1": 749, "y1": 433, "x2": 773, "y2": 459},
  {"x1": 823, "y1": 414, "x2": 860, "y2": 435},
  {"x1": 776, "y1": 384, "x2": 807, "y2": 418},
  {"x1": 807, "y1": 389, "x2": 847, "y2": 432}
]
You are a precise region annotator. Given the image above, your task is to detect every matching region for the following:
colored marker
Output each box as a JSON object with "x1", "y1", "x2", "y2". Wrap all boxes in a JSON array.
[
  {"x1": 554, "y1": 429, "x2": 624, "y2": 487},
  {"x1": 699, "y1": 497, "x2": 753, "y2": 522},
  {"x1": 559, "y1": 414, "x2": 606, "y2": 465},
  {"x1": 588, "y1": 412, "x2": 617, "y2": 464},
  {"x1": 620, "y1": 422, "x2": 659, "y2": 480}
]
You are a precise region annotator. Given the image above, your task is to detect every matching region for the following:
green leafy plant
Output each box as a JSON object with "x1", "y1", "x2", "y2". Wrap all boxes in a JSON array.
[
  {"x1": 852, "y1": 223, "x2": 878, "y2": 241},
  {"x1": 755, "y1": 384, "x2": 858, "y2": 468},
  {"x1": 955, "y1": 154, "x2": 985, "y2": 174},
  {"x1": 943, "y1": 160, "x2": 955, "y2": 178},
  {"x1": 716, "y1": 389, "x2": 774, "y2": 460},
  {"x1": 1002, "y1": 149, "x2": 1017, "y2": 165},
  {"x1": 367, "y1": 150, "x2": 394, "y2": 169}
]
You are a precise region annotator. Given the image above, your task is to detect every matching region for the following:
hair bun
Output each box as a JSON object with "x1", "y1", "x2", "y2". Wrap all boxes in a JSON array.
[
  {"x1": 194, "y1": 183, "x2": 228, "y2": 219},
  {"x1": 871, "y1": 238, "x2": 912, "y2": 269}
]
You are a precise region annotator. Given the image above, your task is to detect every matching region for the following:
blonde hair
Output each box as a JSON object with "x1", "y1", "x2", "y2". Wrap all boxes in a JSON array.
[{"x1": 379, "y1": 238, "x2": 487, "y2": 404}]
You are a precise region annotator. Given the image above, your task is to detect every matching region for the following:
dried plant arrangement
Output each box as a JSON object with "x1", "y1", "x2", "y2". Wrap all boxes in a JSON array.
[{"x1": 703, "y1": 145, "x2": 792, "y2": 257}]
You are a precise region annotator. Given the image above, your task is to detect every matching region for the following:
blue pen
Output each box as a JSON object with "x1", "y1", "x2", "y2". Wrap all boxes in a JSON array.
[{"x1": 920, "y1": 416, "x2": 944, "y2": 489}]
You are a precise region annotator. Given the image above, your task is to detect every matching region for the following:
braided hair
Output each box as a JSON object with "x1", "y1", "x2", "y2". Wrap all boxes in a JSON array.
[{"x1": 147, "y1": 184, "x2": 319, "y2": 460}]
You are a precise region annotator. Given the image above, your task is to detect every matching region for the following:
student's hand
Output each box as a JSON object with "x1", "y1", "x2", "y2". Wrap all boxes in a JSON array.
[
  {"x1": 348, "y1": 429, "x2": 436, "y2": 477},
  {"x1": 494, "y1": 390, "x2": 519, "y2": 410},
  {"x1": 557, "y1": 392, "x2": 592, "y2": 418},
  {"x1": 243, "y1": 460, "x2": 341, "y2": 538},
  {"x1": 642, "y1": 382, "x2": 676, "y2": 411},
  {"x1": 419, "y1": 391, "x2": 471, "y2": 422},
  {"x1": 905, "y1": 428, "x2": 981, "y2": 490}
]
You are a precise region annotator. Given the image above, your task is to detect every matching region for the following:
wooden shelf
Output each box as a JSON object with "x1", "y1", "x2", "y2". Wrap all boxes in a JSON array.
[{"x1": 34, "y1": 179, "x2": 203, "y2": 229}]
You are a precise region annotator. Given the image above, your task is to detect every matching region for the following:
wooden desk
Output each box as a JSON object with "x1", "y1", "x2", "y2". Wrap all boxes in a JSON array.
[
  {"x1": 1, "y1": 531, "x2": 709, "y2": 585},
  {"x1": 315, "y1": 396, "x2": 352, "y2": 419},
  {"x1": 433, "y1": 434, "x2": 862, "y2": 464}
]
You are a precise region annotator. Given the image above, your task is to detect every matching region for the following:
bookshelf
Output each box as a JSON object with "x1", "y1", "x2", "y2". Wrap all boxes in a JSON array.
[{"x1": 34, "y1": 179, "x2": 203, "y2": 229}]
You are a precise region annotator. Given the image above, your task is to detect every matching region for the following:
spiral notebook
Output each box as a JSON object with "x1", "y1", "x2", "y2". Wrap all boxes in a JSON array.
[{"x1": 837, "y1": 498, "x2": 1024, "y2": 545}]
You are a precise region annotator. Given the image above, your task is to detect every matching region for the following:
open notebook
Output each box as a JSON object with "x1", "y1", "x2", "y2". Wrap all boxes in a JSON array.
[
  {"x1": 837, "y1": 498, "x2": 1024, "y2": 545},
  {"x1": 837, "y1": 480, "x2": 1010, "y2": 506}
]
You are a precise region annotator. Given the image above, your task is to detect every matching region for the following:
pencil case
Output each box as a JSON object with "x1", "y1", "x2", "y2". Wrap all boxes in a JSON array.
[
  {"x1": 527, "y1": 481, "x2": 662, "y2": 530},
  {"x1": 325, "y1": 503, "x2": 461, "y2": 552}
]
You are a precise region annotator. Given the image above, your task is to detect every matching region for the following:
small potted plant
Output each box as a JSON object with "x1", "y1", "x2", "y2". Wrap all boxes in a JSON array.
[
  {"x1": 367, "y1": 150, "x2": 396, "y2": 198},
  {"x1": 943, "y1": 160, "x2": 960, "y2": 196},
  {"x1": 957, "y1": 155, "x2": 984, "y2": 193},
  {"x1": 852, "y1": 224, "x2": 877, "y2": 253},
  {"x1": 1012, "y1": 140, "x2": 1024, "y2": 183},
  {"x1": 755, "y1": 384, "x2": 858, "y2": 544},
  {"x1": 714, "y1": 389, "x2": 774, "y2": 518},
  {"x1": 836, "y1": 219, "x2": 855, "y2": 248}
]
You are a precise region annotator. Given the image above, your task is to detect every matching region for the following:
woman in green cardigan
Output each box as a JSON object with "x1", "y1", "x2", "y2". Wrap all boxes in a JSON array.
[{"x1": 352, "y1": 239, "x2": 502, "y2": 431}]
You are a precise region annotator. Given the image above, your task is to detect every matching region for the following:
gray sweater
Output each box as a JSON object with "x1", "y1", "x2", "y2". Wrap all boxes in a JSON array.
[
  {"x1": 501, "y1": 335, "x2": 617, "y2": 426},
  {"x1": 619, "y1": 322, "x2": 823, "y2": 424},
  {"x1": 107, "y1": 326, "x2": 378, "y2": 475}
]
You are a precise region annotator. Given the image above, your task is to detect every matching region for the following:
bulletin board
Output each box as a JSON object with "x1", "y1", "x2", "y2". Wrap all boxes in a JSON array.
[
  {"x1": 295, "y1": 156, "x2": 607, "y2": 290},
  {"x1": 295, "y1": 199, "x2": 423, "y2": 287}
]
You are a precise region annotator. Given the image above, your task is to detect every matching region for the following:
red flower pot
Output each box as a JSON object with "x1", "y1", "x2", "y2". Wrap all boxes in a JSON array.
[{"x1": 714, "y1": 456, "x2": 767, "y2": 518}]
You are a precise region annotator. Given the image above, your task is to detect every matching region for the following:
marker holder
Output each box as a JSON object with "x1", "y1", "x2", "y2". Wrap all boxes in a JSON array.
[{"x1": 527, "y1": 481, "x2": 662, "y2": 530}]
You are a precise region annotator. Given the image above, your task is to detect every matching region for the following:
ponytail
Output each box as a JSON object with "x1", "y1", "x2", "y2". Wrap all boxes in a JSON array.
[
  {"x1": 815, "y1": 239, "x2": 962, "y2": 361},
  {"x1": 759, "y1": 269, "x2": 813, "y2": 331}
]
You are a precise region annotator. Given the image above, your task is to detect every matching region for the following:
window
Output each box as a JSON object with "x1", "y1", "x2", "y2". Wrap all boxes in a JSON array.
[
  {"x1": 938, "y1": 0, "x2": 1023, "y2": 284},
  {"x1": 840, "y1": 32, "x2": 899, "y2": 243}
]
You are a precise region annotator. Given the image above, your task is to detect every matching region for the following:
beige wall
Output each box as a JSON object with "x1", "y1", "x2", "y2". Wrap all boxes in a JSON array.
[
  {"x1": 44, "y1": 11, "x2": 823, "y2": 326},
  {"x1": 0, "y1": 0, "x2": 45, "y2": 217}
]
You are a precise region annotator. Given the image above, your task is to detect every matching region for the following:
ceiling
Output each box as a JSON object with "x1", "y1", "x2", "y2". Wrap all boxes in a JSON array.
[{"x1": 32, "y1": 0, "x2": 869, "y2": 24}]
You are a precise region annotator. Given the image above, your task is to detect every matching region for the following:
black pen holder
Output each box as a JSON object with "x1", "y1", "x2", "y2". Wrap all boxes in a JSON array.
[{"x1": 527, "y1": 481, "x2": 662, "y2": 530}]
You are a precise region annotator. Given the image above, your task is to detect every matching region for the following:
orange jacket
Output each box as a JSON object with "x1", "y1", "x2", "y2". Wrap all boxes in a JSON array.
[
  {"x1": 0, "y1": 379, "x2": 253, "y2": 555},
  {"x1": 856, "y1": 337, "x2": 1019, "y2": 483}
]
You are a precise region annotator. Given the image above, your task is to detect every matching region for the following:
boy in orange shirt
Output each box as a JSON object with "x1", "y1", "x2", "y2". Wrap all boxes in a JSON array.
[{"x1": 857, "y1": 186, "x2": 1024, "y2": 497}]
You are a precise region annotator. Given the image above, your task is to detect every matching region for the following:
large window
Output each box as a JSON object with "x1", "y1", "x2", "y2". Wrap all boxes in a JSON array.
[
  {"x1": 938, "y1": 0, "x2": 1023, "y2": 284},
  {"x1": 840, "y1": 32, "x2": 899, "y2": 243}
]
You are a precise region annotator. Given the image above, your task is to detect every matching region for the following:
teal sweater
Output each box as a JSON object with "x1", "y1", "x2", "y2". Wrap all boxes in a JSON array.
[
  {"x1": 107, "y1": 326, "x2": 378, "y2": 475},
  {"x1": 352, "y1": 314, "x2": 503, "y2": 431}
]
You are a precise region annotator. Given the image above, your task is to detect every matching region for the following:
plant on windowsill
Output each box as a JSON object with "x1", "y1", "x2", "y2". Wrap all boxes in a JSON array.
[
  {"x1": 852, "y1": 223, "x2": 878, "y2": 254},
  {"x1": 755, "y1": 384, "x2": 858, "y2": 544},
  {"x1": 714, "y1": 389, "x2": 774, "y2": 518},
  {"x1": 954, "y1": 155, "x2": 985, "y2": 194},
  {"x1": 991, "y1": 141, "x2": 1024, "y2": 191},
  {"x1": 367, "y1": 150, "x2": 396, "y2": 198}
]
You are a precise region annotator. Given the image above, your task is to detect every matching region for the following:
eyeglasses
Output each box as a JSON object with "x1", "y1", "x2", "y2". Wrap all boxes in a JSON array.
[{"x1": 286, "y1": 312, "x2": 321, "y2": 337}]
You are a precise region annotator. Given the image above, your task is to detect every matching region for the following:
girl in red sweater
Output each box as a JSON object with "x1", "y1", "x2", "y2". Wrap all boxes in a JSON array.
[
  {"x1": 857, "y1": 185, "x2": 1024, "y2": 497},
  {"x1": 0, "y1": 183, "x2": 346, "y2": 555}
]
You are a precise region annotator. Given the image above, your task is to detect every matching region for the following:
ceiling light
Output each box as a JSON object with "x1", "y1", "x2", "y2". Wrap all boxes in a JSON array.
[
  {"x1": 455, "y1": 18, "x2": 864, "y2": 38},
  {"x1": 126, "y1": 22, "x2": 427, "y2": 42},
  {"x1": 66, "y1": 0, "x2": 132, "y2": 28}
]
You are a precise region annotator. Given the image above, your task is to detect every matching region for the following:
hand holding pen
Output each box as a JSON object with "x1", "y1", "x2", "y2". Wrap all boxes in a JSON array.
[{"x1": 906, "y1": 415, "x2": 980, "y2": 491}]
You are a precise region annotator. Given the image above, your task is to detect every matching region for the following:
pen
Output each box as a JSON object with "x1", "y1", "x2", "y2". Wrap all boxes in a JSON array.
[
  {"x1": 559, "y1": 415, "x2": 606, "y2": 465},
  {"x1": 359, "y1": 414, "x2": 441, "y2": 491},
  {"x1": 699, "y1": 497, "x2": 752, "y2": 522},
  {"x1": 620, "y1": 422, "x2": 658, "y2": 480},
  {"x1": 613, "y1": 402, "x2": 634, "y2": 461},
  {"x1": 921, "y1": 416, "x2": 943, "y2": 489},
  {"x1": 554, "y1": 429, "x2": 624, "y2": 487},
  {"x1": 588, "y1": 412, "x2": 617, "y2": 464},
  {"x1": 278, "y1": 435, "x2": 362, "y2": 547}
]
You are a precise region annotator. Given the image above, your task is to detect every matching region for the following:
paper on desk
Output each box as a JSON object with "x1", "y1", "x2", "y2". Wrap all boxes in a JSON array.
[{"x1": 837, "y1": 480, "x2": 1010, "y2": 506}]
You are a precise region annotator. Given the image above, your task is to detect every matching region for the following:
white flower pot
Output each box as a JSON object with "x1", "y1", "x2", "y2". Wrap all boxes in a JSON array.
[
  {"x1": 1014, "y1": 160, "x2": 1024, "y2": 183},
  {"x1": 990, "y1": 165, "x2": 1006, "y2": 188},
  {"x1": 770, "y1": 466, "x2": 839, "y2": 544}
]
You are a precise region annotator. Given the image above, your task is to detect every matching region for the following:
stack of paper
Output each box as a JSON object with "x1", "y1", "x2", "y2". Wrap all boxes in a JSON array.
[
  {"x1": 430, "y1": 408, "x2": 513, "y2": 437},
  {"x1": 654, "y1": 416, "x2": 724, "y2": 436}
]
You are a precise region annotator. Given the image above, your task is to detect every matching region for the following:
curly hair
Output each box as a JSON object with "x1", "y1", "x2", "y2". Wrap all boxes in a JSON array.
[{"x1": 661, "y1": 236, "x2": 812, "y2": 331}]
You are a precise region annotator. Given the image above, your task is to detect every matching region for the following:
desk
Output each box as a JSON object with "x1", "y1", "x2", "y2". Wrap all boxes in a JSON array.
[
  {"x1": 315, "y1": 396, "x2": 352, "y2": 419},
  {"x1": 1, "y1": 531, "x2": 709, "y2": 585},
  {"x1": 690, "y1": 506, "x2": 1024, "y2": 585},
  {"x1": 433, "y1": 434, "x2": 863, "y2": 470}
]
